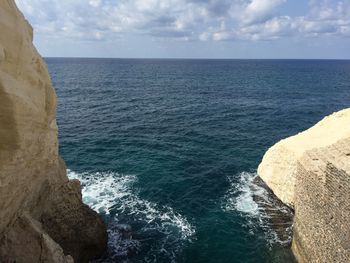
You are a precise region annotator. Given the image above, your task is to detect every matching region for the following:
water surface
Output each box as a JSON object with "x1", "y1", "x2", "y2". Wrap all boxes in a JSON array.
[{"x1": 47, "y1": 58, "x2": 350, "y2": 263}]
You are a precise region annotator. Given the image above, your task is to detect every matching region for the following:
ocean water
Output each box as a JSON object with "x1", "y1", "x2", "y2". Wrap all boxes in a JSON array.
[{"x1": 47, "y1": 58, "x2": 350, "y2": 263}]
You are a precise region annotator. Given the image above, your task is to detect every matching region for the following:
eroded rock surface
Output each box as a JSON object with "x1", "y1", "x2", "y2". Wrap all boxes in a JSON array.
[
  {"x1": 0, "y1": 0, "x2": 107, "y2": 262},
  {"x1": 292, "y1": 138, "x2": 350, "y2": 263}
]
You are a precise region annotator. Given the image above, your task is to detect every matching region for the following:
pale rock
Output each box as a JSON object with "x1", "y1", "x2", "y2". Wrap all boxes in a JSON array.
[
  {"x1": 0, "y1": 0, "x2": 107, "y2": 262},
  {"x1": 258, "y1": 108, "x2": 350, "y2": 207}
]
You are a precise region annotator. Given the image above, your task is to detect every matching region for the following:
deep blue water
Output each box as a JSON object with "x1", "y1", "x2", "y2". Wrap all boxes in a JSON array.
[{"x1": 47, "y1": 58, "x2": 350, "y2": 263}]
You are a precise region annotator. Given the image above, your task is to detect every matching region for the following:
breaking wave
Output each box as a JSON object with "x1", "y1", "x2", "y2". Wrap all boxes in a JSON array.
[
  {"x1": 67, "y1": 169, "x2": 195, "y2": 262},
  {"x1": 222, "y1": 171, "x2": 294, "y2": 247}
]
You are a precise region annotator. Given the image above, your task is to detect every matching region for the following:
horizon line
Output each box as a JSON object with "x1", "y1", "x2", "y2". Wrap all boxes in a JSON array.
[{"x1": 43, "y1": 56, "x2": 350, "y2": 60}]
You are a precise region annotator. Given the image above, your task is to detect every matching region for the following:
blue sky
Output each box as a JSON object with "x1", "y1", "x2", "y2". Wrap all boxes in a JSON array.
[{"x1": 15, "y1": 0, "x2": 350, "y2": 59}]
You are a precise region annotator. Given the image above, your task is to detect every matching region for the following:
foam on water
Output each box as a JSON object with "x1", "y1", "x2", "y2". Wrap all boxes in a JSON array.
[
  {"x1": 68, "y1": 170, "x2": 135, "y2": 214},
  {"x1": 67, "y1": 169, "x2": 195, "y2": 261},
  {"x1": 223, "y1": 172, "x2": 265, "y2": 215},
  {"x1": 223, "y1": 171, "x2": 293, "y2": 247}
]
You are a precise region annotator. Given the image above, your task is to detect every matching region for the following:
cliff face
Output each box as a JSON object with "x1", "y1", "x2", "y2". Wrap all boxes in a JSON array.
[
  {"x1": 0, "y1": 1, "x2": 107, "y2": 262},
  {"x1": 258, "y1": 109, "x2": 350, "y2": 262},
  {"x1": 292, "y1": 138, "x2": 350, "y2": 262}
]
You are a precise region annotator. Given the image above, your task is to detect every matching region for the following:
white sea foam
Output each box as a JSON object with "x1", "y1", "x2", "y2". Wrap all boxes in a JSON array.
[
  {"x1": 222, "y1": 171, "x2": 293, "y2": 247},
  {"x1": 67, "y1": 169, "x2": 195, "y2": 260},
  {"x1": 68, "y1": 170, "x2": 135, "y2": 214},
  {"x1": 223, "y1": 171, "x2": 267, "y2": 215}
]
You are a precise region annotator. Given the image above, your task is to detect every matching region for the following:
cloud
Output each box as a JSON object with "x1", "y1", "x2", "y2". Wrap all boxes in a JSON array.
[
  {"x1": 14, "y1": 0, "x2": 350, "y2": 43},
  {"x1": 89, "y1": 0, "x2": 101, "y2": 8},
  {"x1": 240, "y1": 16, "x2": 294, "y2": 40},
  {"x1": 206, "y1": 0, "x2": 350, "y2": 41},
  {"x1": 241, "y1": 0, "x2": 286, "y2": 25}
]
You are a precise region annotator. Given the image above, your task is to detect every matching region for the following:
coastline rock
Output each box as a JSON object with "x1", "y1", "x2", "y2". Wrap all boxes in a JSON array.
[
  {"x1": 0, "y1": 0, "x2": 107, "y2": 262},
  {"x1": 41, "y1": 174, "x2": 107, "y2": 262},
  {"x1": 258, "y1": 109, "x2": 350, "y2": 262},
  {"x1": 258, "y1": 108, "x2": 350, "y2": 207},
  {"x1": 0, "y1": 213, "x2": 74, "y2": 263}
]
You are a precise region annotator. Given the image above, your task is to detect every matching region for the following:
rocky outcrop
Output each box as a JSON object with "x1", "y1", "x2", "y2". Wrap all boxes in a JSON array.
[
  {"x1": 0, "y1": 213, "x2": 74, "y2": 263},
  {"x1": 41, "y1": 176, "x2": 107, "y2": 263},
  {"x1": 258, "y1": 109, "x2": 350, "y2": 207},
  {"x1": 0, "y1": 1, "x2": 107, "y2": 262},
  {"x1": 258, "y1": 109, "x2": 350, "y2": 262}
]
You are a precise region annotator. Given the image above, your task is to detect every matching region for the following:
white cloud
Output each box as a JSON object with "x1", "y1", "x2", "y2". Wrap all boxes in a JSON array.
[
  {"x1": 14, "y1": 0, "x2": 350, "y2": 43},
  {"x1": 239, "y1": 16, "x2": 294, "y2": 40},
  {"x1": 232, "y1": 0, "x2": 350, "y2": 41},
  {"x1": 242, "y1": 0, "x2": 286, "y2": 25},
  {"x1": 89, "y1": 0, "x2": 102, "y2": 8}
]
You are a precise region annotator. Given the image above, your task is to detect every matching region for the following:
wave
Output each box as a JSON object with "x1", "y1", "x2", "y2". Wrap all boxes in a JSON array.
[
  {"x1": 222, "y1": 171, "x2": 293, "y2": 247},
  {"x1": 67, "y1": 170, "x2": 195, "y2": 262}
]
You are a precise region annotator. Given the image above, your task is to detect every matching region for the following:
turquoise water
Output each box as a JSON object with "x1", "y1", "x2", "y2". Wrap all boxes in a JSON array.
[{"x1": 48, "y1": 58, "x2": 350, "y2": 263}]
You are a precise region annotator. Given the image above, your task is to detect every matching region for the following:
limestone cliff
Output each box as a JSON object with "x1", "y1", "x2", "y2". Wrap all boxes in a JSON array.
[
  {"x1": 0, "y1": 1, "x2": 107, "y2": 262},
  {"x1": 258, "y1": 108, "x2": 350, "y2": 262}
]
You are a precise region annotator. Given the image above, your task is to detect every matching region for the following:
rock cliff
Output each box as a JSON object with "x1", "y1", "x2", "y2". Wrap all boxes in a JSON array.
[
  {"x1": 258, "y1": 109, "x2": 350, "y2": 207},
  {"x1": 258, "y1": 108, "x2": 350, "y2": 262},
  {"x1": 0, "y1": 1, "x2": 107, "y2": 262}
]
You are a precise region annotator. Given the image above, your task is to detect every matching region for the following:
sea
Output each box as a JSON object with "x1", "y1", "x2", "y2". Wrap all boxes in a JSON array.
[{"x1": 47, "y1": 58, "x2": 350, "y2": 263}]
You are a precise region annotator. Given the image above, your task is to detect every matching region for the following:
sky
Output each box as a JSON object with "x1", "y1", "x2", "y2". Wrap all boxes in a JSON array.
[{"x1": 15, "y1": 0, "x2": 350, "y2": 59}]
